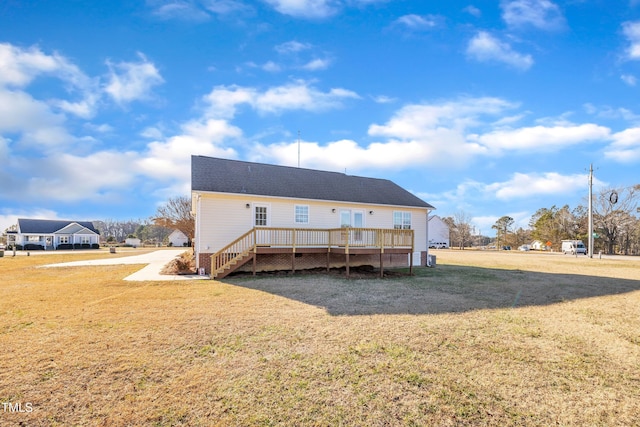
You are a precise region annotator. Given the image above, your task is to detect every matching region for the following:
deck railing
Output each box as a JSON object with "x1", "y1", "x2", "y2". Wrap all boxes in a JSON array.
[{"x1": 211, "y1": 227, "x2": 414, "y2": 278}]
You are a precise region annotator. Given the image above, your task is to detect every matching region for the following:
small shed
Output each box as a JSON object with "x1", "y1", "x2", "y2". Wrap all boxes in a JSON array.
[
  {"x1": 168, "y1": 229, "x2": 189, "y2": 247},
  {"x1": 125, "y1": 237, "x2": 141, "y2": 247}
]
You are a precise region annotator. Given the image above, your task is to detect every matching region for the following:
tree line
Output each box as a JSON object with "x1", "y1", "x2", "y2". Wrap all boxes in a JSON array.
[
  {"x1": 94, "y1": 196, "x2": 194, "y2": 245},
  {"x1": 444, "y1": 185, "x2": 640, "y2": 255}
]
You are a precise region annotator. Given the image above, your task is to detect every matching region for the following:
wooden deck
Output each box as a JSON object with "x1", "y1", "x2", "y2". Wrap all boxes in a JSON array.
[{"x1": 211, "y1": 227, "x2": 415, "y2": 279}]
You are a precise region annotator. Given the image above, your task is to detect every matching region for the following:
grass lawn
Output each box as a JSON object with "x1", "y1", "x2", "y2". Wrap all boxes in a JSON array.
[{"x1": 1, "y1": 249, "x2": 639, "y2": 426}]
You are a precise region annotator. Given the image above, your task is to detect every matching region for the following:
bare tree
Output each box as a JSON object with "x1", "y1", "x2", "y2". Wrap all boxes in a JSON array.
[
  {"x1": 153, "y1": 196, "x2": 194, "y2": 242},
  {"x1": 453, "y1": 211, "x2": 474, "y2": 249},
  {"x1": 593, "y1": 185, "x2": 639, "y2": 254}
]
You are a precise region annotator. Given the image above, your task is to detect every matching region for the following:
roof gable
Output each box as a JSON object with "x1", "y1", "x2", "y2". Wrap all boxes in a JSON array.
[
  {"x1": 17, "y1": 219, "x2": 100, "y2": 235},
  {"x1": 191, "y1": 156, "x2": 434, "y2": 209},
  {"x1": 56, "y1": 223, "x2": 98, "y2": 235},
  {"x1": 169, "y1": 229, "x2": 187, "y2": 239}
]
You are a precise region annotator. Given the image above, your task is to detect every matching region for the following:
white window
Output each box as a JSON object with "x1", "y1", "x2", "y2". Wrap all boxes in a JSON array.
[
  {"x1": 295, "y1": 205, "x2": 309, "y2": 224},
  {"x1": 81, "y1": 236, "x2": 90, "y2": 244},
  {"x1": 28, "y1": 235, "x2": 40, "y2": 242},
  {"x1": 254, "y1": 205, "x2": 268, "y2": 227},
  {"x1": 59, "y1": 236, "x2": 69, "y2": 244},
  {"x1": 393, "y1": 212, "x2": 412, "y2": 229}
]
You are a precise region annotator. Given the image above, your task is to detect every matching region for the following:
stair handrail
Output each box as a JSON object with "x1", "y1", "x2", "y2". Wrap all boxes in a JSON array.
[{"x1": 211, "y1": 228, "x2": 256, "y2": 277}]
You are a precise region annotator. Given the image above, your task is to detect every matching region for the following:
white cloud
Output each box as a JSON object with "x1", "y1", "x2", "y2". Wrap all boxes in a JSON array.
[
  {"x1": 0, "y1": 88, "x2": 75, "y2": 149},
  {"x1": 583, "y1": 103, "x2": 640, "y2": 123},
  {"x1": 272, "y1": 40, "x2": 331, "y2": 72},
  {"x1": 275, "y1": 41, "x2": 312, "y2": 54},
  {"x1": 621, "y1": 74, "x2": 637, "y2": 86},
  {"x1": 137, "y1": 119, "x2": 241, "y2": 182},
  {"x1": 467, "y1": 31, "x2": 533, "y2": 70},
  {"x1": 475, "y1": 123, "x2": 610, "y2": 154},
  {"x1": 501, "y1": 0, "x2": 565, "y2": 31},
  {"x1": 485, "y1": 172, "x2": 589, "y2": 200},
  {"x1": 203, "y1": 0, "x2": 251, "y2": 15},
  {"x1": 393, "y1": 14, "x2": 442, "y2": 30},
  {"x1": 150, "y1": 0, "x2": 212, "y2": 21},
  {"x1": 204, "y1": 80, "x2": 359, "y2": 118},
  {"x1": 262, "y1": 61, "x2": 282, "y2": 72},
  {"x1": 104, "y1": 53, "x2": 164, "y2": 104},
  {"x1": 262, "y1": 0, "x2": 338, "y2": 18},
  {"x1": 301, "y1": 58, "x2": 331, "y2": 70},
  {"x1": 464, "y1": 5, "x2": 481, "y2": 17},
  {"x1": 605, "y1": 127, "x2": 640, "y2": 162},
  {"x1": 149, "y1": 0, "x2": 251, "y2": 20},
  {"x1": 0, "y1": 209, "x2": 62, "y2": 233},
  {"x1": 371, "y1": 95, "x2": 396, "y2": 104},
  {"x1": 0, "y1": 43, "x2": 99, "y2": 118},
  {"x1": 0, "y1": 43, "x2": 88, "y2": 88},
  {"x1": 622, "y1": 21, "x2": 640, "y2": 60},
  {"x1": 0, "y1": 150, "x2": 139, "y2": 203},
  {"x1": 369, "y1": 97, "x2": 517, "y2": 139}
]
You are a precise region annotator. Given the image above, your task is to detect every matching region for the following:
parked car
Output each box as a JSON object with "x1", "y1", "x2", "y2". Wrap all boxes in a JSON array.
[
  {"x1": 429, "y1": 242, "x2": 449, "y2": 249},
  {"x1": 502, "y1": 246, "x2": 511, "y2": 250}
]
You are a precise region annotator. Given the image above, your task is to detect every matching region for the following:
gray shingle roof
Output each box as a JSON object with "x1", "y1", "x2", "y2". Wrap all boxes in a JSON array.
[
  {"x1": 18, "y1": 219, "x2": 100, "y2": 234},
  {"x1": 191, "y1": 156, "x2": 434, "y2": 209}
]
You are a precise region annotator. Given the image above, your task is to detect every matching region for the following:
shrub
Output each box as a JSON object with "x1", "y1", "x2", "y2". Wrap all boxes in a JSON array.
[{"x1": 91, "y1": 243, "x2": 100, "y2": 249}]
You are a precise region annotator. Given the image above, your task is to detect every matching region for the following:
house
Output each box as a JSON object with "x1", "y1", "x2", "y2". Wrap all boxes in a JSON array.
[
  {"x1": 428, "y1": 215, "x2": 450, "y2": 248},
  {"x1": 191, "y1": 156, "x2": 435, "y2": 278},
  {"x1": 7, "y1": 218, "x2": 100, "y2": 250},
  {"x1": 168, "y1": 229, "x2": 189, "y2": 247}
]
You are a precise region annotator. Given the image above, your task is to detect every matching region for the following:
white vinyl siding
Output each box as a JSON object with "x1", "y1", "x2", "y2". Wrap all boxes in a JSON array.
[{"x1": 194, "y1": 192, "x2": 429, "y2": 254}]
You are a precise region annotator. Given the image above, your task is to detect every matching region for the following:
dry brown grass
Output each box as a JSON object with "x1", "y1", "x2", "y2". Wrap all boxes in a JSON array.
[{"x1": 1, "y1": 250, "x2": 639, "y2": 426}]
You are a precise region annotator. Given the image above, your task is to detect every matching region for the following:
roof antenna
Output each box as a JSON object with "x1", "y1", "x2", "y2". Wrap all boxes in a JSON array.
[{"x1": 297, "y1": 130, "x2": 301, "y2": 168}]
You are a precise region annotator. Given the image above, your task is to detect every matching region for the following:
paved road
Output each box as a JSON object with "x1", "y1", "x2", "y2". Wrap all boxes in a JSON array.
[{"x1": 41, "y1": 249, "x2": 208, "y2": 281}]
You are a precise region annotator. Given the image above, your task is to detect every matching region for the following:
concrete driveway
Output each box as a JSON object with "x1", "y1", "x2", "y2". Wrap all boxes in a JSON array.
[{"x1": 42, "y1": 249, "x2": 208, "y2": 281}]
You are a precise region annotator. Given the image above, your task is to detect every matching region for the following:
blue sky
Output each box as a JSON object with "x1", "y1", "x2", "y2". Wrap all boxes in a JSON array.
[{"x1": 1, "y1": 0, "x2": 639, "y2": 235}]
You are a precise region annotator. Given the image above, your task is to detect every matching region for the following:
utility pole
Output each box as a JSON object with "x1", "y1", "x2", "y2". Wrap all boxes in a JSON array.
[{"x1": 588, "y1": 163, "x2": 594, "y2": 258}]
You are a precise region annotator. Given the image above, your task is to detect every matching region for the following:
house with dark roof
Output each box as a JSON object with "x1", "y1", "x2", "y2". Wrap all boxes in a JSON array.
[
  {"x1": 191, "y1": 156, "x2": 435, "y2": 278},
  {"x1": 8, "y1": 218, "x2": 100, "y2": 250}
]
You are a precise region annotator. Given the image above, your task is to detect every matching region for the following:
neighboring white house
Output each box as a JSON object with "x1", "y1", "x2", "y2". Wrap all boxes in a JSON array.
[
  {"x1": 191, "y1": 156, "x2": 435, "y2": 278},
  {"x1": 168, "y1": 229, "x2": 189, "y2": 247},
  {"x1": 428, "y1": 215, "x2": 450, "y2": 249},
  {"x1": 7, "y1": 218, "x2": 100, "y2": 250}
]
